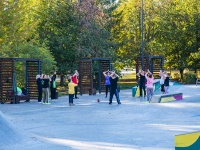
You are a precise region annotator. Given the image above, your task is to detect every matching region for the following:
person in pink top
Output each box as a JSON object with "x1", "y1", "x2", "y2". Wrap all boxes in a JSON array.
[{"x1": 145, "y1": 69, "x2": 154, "y2": 102}]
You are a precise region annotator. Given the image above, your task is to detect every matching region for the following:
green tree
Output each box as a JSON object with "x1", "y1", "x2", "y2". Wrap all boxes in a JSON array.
[
  {"x1": 37, "y1": 0, "x2": 114, "y2": 85},
  {"x1": 37, "y1": 0, "x2": 79, "y2": 85},
  {"x1": 0, "y1": 0, "x2": 56, "y2": 72},
  {"x1": 111, "y1": 0, "x2": 164, "y2": 69},
  {"x1": 74, "y1": 0, "x2": 114, "y2": 58},
  {"x1": 158, "y1": 0, "x2": 200, "y2": 79}
]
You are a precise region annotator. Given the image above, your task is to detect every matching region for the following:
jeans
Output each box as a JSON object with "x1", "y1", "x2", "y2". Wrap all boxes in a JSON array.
[
  {"x1": 147, "y1": 88, "x2": 153, "y2": 101},
  {"x1": 74, "y1": 86, "x2": 78, "y2": 98},
  {"x1": 109, "y1": 88, "x2": 120, "y2": 104},
  {"x1": 164, "y1": 86, "x2": 169, "y2": 94},
  {"x1": 105, "y1": 85, "x2": 110, "y2": 97},
  {"x1": 69, "y1": 94, "x2": 74, "y2": 104},
  {"x1": 38, "y1": 87, "x2": 42, "y2": 102},
  {"x1": 139, "y1": 83, "x2": 146, "y2": 97}
]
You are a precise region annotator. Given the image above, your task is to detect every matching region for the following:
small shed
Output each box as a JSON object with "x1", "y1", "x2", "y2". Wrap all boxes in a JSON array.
[
  {"x1": 0, "y1": 58, "x2": 41, "y2": 103},
  {"x1": 78, "y1": 58, "x2": 112, "y2": 95}
]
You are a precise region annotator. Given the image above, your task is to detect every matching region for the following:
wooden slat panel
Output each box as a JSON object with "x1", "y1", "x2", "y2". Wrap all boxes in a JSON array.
[{"x1": 26, "y1": 60, "x2": 41, "y2": 99}]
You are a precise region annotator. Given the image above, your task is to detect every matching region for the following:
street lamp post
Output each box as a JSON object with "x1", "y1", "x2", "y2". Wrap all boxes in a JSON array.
[{"x1": 141, "y1": 0, "x2": 145, "y2": 70}]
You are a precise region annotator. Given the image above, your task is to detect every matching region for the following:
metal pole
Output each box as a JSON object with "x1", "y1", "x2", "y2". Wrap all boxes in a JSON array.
[{"x1": 141, "y1": 0, "x2": 145, "y2": 70}]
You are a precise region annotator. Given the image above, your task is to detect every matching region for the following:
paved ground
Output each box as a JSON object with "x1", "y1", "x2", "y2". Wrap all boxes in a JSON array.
[{"x1": 0, "y1": 84, "x2": 200, "y2": 150}]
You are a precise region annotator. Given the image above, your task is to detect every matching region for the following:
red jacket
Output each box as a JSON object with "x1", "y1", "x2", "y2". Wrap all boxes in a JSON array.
[{"x1": 71, "y1": 75, "x2": 78, "y2": 84}]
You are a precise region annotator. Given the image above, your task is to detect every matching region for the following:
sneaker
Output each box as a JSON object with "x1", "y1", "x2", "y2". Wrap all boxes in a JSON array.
[
  {"x1": 69, "y1": 103, "x2": 75, "y2": 106},
  {"x1": 46, "y1": 102, "x2": 51, "y2": 104},
  {"x1": 109, "y1": 102, "x2": 112, "y2": 104},
  {"x1": 118, "y1": 102, "x2": 121, "y2": 104}
]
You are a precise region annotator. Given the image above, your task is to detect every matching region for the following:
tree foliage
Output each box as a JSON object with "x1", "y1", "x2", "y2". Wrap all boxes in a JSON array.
[
  {"x1": 1, "y1": 0, "x2": 200, "y2": 81},
  {"x1": 0, "y1": 0, "x2": 56, "y2": 73},
  {"x1": 111, "y1": 0, "x2": 200, "y2": 79}
]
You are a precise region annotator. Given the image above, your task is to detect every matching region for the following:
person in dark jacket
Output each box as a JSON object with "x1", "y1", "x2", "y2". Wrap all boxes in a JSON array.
[
  {"x1": 42, "y1": 74, "x2": 51, "y2": 104},
  {"x1": 50, "y1": 71, "x2": 57, "y2": 100},
  {"x1": 136, "y1": 69, "x2": 146, "y2": 97},
  {"x1": 36, "y1": 74, "x2": 43, "y2": 103},
  {"x1": 109, "y1": 71, "x2": 121, "y2": 105},
  {"x1": 164, "y1": 73, "x2": 170, "y2": 94}
]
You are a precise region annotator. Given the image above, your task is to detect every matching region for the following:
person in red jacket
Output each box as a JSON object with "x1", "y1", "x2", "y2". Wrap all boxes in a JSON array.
[{"x1": 71, "y1": 70, "x2": 79, "y2": 99}]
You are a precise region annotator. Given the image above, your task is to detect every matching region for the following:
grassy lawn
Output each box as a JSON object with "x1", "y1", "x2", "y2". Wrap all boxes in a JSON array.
[{"x1": 119, "y1": 73, "x2": 137, "y2": 90}]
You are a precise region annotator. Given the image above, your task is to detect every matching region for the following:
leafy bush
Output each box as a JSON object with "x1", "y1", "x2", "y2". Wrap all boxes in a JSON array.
[
  {"x1": 183, "y1": 72, "x2": 196, "y2": 84},
  {"x1": 173, "y1": 73, "x2": 181, "y2": 82}
]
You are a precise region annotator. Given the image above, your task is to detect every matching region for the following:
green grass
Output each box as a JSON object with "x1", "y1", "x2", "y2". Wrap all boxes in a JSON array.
[
  {"x1": 120, "y1": 73, "x2": 136, "y2": 79},
  {"x1": 118, "y1": 83, "x2": 136, "y2": 90},
  {"x1": 118, "y1": 73, "x2": 137, "y2": 89}
]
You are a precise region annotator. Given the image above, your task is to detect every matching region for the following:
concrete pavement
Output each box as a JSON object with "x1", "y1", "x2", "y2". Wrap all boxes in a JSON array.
[{"x1": 0, "y1": 83, "x2": 200, "y2": 150}]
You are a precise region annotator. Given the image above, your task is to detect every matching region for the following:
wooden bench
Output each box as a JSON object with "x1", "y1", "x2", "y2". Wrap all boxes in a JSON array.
[
  {"x1": 6, "y1": 90, "x2": 30, "y2": 104},
  {"x1": 15, "y1": 95, "x2": 30, "y2": 103},
  {"x1": 5, "y1": 90, "x2": 17, "y2": 104}
]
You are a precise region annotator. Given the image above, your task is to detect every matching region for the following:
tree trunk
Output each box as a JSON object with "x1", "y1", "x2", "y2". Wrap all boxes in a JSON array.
[
  {"x1": 179, "y1": 68, "x2": 184, "y2": 81},
  {"x1": 60, "y1": 75, "x2": 65, "y2": 86}
]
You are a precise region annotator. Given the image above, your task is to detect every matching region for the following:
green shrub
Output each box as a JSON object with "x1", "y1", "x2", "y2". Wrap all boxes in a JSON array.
[
  {"x1": 183, "y1": 72, "x2": 196, "y2": 84},
  {"x1": 173, "y1": 73, "x2": 181, "y2": 82}
]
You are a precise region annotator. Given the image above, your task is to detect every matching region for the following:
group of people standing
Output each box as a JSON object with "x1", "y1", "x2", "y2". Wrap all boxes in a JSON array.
[
  {"x1": 36, "y1": 68, "x2": 169, "y2": 105},
  {"x1": 103, "y1": 70, "x2": 121, "y2": 105},
  {"x1": 36, "y1": 72, "x2": 57, "y2": 104},
  {"x1": 136, "y1": 69, "x2": 170, "y2": 102}
]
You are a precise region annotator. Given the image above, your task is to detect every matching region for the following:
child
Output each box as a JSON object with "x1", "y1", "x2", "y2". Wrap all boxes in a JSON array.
[
  {"x1": 68, "y1": 78, "x2": 77, "y2": 106},
  {"x1": 145, "y1": 69, "x2": 154, "y2": 102}
]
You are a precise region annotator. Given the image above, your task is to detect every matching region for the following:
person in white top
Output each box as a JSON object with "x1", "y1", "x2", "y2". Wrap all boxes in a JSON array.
[{"x1": 145, "y1": 69, "x2": 154, "y2": 102}]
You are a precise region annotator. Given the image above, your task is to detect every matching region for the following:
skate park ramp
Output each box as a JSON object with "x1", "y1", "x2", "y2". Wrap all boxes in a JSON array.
[
  {"x1": 151, "y1": 82, "x2": 183, "y2": 103},
  {"x1": 0, "y1": 111, "x2": 25, "y2": 148},
  {"x1": 175, "y1": 131, "x2": 200, "y2": 149}
]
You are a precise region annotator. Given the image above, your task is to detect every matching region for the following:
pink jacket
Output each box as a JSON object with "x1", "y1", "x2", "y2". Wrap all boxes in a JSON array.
[{"x1": 145, "y1": 73, "x2": 154, "y2": 88}]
